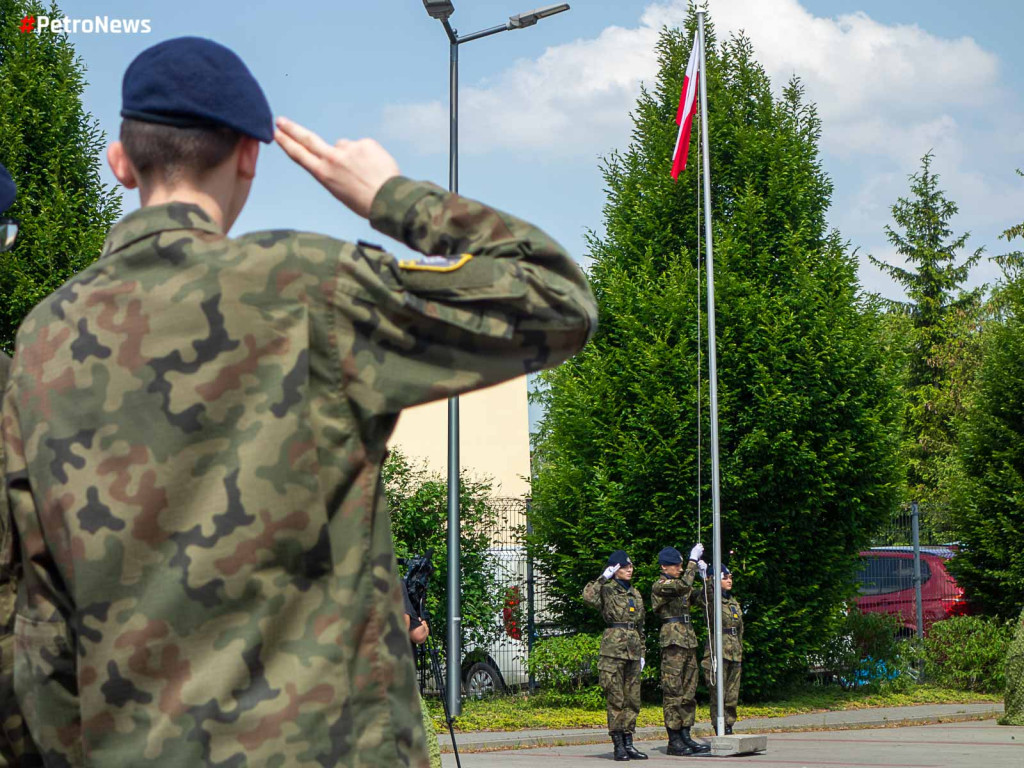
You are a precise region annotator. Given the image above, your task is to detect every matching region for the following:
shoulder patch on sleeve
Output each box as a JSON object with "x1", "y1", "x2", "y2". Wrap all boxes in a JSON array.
[{"x1": 398, "y1": 253, "x2": 473, "y2": 273}]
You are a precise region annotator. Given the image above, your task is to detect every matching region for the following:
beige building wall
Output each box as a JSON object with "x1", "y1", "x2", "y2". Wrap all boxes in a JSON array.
[{"x1": 387, "y1": 376, "x2": 532, "y2": 499}]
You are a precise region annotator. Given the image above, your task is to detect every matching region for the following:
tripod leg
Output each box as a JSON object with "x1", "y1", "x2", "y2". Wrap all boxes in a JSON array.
[{"x1": 426, "y1": 636, "x2": 461, "y2": 768}]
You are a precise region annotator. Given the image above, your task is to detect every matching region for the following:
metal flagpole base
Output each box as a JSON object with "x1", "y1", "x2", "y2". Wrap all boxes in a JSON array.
[
  {"x1": 688, "y1": 733, "x2": 768, "y2": 758},
  {"x1": 710, "y1": 734, "x2": 768, "y2": 757}
]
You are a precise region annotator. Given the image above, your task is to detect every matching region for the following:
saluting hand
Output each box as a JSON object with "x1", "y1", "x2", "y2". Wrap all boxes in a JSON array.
[
  {"x1": 274, "y1": 116, "x2": 400, "y2": 219},
  {"x1": 602, "y1": 563, "x2": 621, "y2": 580}
]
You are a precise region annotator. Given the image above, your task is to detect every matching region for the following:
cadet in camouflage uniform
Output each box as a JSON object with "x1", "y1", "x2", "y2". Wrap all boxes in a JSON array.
[
  {"x1": 583, "y1": 550, "x2": 647, "y2": 761},
  {"x1": 700, "y1": 565, "x2": 744, "y2": 734},
  {"x1": 0, "y1": 161, "x2": 39, "y2": 767},
  {"x1": 2, "y1": 38, "x2": 596, "y2": 767},
  {"x1": 1003, "y1": 608, "x2": 1024, "y2": 726},
  {"x1": 651, "y1": 545, "x2": 710, "y2": 756}
]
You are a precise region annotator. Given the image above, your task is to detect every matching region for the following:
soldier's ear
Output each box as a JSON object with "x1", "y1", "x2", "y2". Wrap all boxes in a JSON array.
[
  {"x1": 237, "y1": 137, "x2": 259, "y2": 181},
  {"x1": 108, "y1": 142, "x2": 138, "y2": 190}
]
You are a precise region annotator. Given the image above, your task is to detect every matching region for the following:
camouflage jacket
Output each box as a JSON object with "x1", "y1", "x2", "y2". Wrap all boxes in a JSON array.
[
  {"x1": 699, "y1": 590, "x2": 744, "y2": 662},
  {"x1": 582, "y1": 578, "x2": 645, "y2": 660},
  {"x1": 0, "y1": 351, "x2": 21, "y2": 766},
  {"x1": 2, "y1": 177, "x2": 596, "y2": 766},
  {"x1": 650, "y1": 560, "x2": 700, "y2": 649}
]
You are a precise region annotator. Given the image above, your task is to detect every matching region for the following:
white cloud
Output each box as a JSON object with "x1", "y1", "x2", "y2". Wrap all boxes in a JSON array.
[
  {"x1": 382, "y1": 21, "x2": 661, "y2": 156},
  {"x1": 382, "y1": 0, "x2": 1002, "y2": 164}
]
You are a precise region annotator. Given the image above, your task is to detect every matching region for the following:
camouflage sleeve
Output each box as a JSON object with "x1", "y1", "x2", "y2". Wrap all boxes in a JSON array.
[
  {"x1": 331, "y1": 177, "x2": 597, "y2": 416},
  {"x1": 1, "y1": 388, "x2": 80, "y2": 760},
  {"x1": 695, "y1": 581, "x2": 709, "y2": 610},
  {"x1": 682, "y1": 559, "x2": 698, "y2": 587},
  {"x1": 0, "y1": 352, "x2": 9, "y2": 578},
  {"x1": 637, "y1": 594, "x2": 646, "y2": 650},
  {"x1": 582, "y1": 579, "x2": 605, "y2": 609},
  {"x1": 652, "y1": 568, "x2": 695, "y2": 598}
]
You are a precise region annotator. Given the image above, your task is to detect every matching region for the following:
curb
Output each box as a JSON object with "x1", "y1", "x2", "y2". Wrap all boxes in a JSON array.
[{"x1": 438, "y1": 707, "x2": 1005, "y2": 753}]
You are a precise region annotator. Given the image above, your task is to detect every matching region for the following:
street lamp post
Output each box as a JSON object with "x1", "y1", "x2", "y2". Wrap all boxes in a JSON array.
[{"x1": 421, "y1": 0, "x2": 570, "y2": 719}]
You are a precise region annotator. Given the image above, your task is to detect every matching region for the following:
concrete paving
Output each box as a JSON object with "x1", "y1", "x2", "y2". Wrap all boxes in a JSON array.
[
  {"x1": 437, "y1": 702, "x2": 1004, "y2": 753},
  {"x1": 440, "y1": 719, "x2": 1023, "y2": 767}
]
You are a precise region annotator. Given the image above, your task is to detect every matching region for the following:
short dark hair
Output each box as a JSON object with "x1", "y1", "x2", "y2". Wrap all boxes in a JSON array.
[{"x1": 120, "y1": 119, "x2": 242, "y2": 183}]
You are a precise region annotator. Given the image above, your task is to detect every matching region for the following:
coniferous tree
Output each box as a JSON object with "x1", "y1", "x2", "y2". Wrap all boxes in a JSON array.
[
  {"x1": 530, "y1": 15, "x2": 902, "y2": 698},
  {"x1": 0, "y1": 0, "x2": 121, "y2": 352},
  {"x1": 946, "y1": 206, "x2": 1024, "y2": 617},
  {"x1": 869, "y1": 154, "x2": 983, "y2": 511}
]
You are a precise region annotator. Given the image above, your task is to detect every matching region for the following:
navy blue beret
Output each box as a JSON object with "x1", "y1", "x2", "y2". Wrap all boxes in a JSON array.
[
  {"x1": 608, "y1": 550, "x2": 632, "y2": 567},
  {"x1": 658, "y1": 547, "x2": 683, "y2": 566},
  {"x1": 121, "y1": 37, "x2": 273, "y2": 142},
  {"x1": 0, "y1": 162, "x2": 15, "y2": 213},
  {"x1": 720, "y1": 565, "x2": 732, "y2": 576}
]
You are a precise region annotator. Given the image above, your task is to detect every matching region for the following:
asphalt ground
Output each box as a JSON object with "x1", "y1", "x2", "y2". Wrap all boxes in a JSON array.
[
  {"x1": 437, "y1": 702, "x2": 1003, "y2": 753},
  {"x1": 440, "y1": 719, "x2": 1023, "y2": 767}
]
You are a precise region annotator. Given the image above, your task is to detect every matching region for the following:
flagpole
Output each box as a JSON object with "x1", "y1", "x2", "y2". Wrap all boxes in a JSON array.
[{"x1": 696, "y1": 8, "x2": 726, "y2": 739}]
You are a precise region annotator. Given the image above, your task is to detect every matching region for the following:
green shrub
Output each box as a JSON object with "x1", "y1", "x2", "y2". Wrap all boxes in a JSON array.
[
  {"x1": 925, "y1": 616, "x2": 1013, "y2": 693},
  {"x1": 527, "y1": 634, "x2": 601, "y2": 694},
  {"x1": 815, "y1": 608, "x2": 911, "y2": 691}
]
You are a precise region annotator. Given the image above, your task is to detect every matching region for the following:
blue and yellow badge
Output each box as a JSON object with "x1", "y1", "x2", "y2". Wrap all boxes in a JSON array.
[{"x1": 399, "y1": 253, "x2": 473, "y2": 272}]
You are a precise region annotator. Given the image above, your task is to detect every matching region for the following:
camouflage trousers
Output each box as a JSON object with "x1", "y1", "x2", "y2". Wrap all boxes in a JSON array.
[
  {"x1": 598, "y1": 656, "x2": 641, "y2": 734},
  {"x1": 661, "y1": 646, "x2": 699, "y2": 729},
  {"x1": 420, "y1": 694, "x2": 442, "y2": 768},
  {"x1": 702, "y1": 658, "x2": 741, "y2": 727},
  {"x1": 1003, "y1": 610, "x2": 1024, "y2": 726}
]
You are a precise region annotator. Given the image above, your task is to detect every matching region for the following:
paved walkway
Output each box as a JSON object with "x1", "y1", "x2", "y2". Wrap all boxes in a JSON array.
[
  {"x1": 436, "y1": 702, "x2": 1005, "y2": 753},
  {"x1": 440, "y1": 719, "x2": 1023, "y2": 767}
]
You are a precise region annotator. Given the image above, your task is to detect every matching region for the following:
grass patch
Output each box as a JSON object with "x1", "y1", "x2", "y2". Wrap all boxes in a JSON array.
[{"x1": 423, "y1": 685, "x2": 1002, "y2": 733}]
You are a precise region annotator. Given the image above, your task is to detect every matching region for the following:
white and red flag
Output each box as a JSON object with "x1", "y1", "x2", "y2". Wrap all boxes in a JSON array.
[{"x1": 671, "y1": 31, "x2": 700, "y2": 180}]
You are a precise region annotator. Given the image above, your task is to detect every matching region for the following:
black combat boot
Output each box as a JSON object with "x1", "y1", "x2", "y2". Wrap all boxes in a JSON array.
[
  {"x1": 622, "y1": 732, "x2": 648, "y2": 760},
  {"x1": 725, "y1": 724, "x2": 734, "y2": 735},
  {"x1": 680, "y1": 727, "x2": 711, "y2": 753},
  {"x1": 611, "y1": 731, "x2": 630, "y2": 761},
  {"x1": 666, "y1": 728, "x2": 692, "y2": 756}
]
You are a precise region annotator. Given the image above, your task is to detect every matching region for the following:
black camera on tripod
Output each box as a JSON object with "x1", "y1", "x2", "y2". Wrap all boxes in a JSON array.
[
  {"x1": 398, "y1": 549, "x2": 462, "y2": 767},
  {"x1": 401, "y1": 550, "x2": 434, "y2": 621}
]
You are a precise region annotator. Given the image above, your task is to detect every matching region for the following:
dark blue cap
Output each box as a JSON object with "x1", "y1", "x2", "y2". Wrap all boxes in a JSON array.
[
  {"x1": 608, "y1": 550, "x2": 632, "y2": 567},
  {"x1": 720, "y1": 565, "x2": 732, "y2": 576},
  {"x1": 658, "y1": 547, "x2": 683, "y2": 566},
  {"x1": 121, "y1": 37, "x2": 273, "y2": 142},
  {"x1": 0, "y1": 162, "x2": 15, "y2": 213}
]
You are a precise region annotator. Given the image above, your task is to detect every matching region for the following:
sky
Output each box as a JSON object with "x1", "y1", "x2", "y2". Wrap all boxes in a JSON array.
[{"x1": 40, "y1": 0, "x2": 1024, "y2": 426}]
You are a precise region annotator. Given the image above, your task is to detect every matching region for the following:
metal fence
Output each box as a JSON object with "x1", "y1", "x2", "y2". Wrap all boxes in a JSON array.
[
  {"x1": 855, "y1": 502, "x2": 968, "y2": 638},
  {"x1": 415, "y1": 496, "x2": 553, "y2": 697}
]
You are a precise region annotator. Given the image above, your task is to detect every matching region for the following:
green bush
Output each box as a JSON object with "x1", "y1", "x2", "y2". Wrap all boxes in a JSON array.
[
  {"x1": 384, "y1": 449, "x2": 505, "y2": 650},
  {"x1": 925, "y1": 616, "x2": 1013, "y2": 693},
  {"x1": 815, "y1": 608, "x2": 911, "y2": 691},
  {"x1": 527, "y1": 634, "x2": 601, "y2": 695}
]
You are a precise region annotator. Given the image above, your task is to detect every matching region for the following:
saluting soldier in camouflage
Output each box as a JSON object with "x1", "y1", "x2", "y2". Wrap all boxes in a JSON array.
[
  {"x1": 651, "y1": 545, "x2": 710, "y2": 756},
  {"x1": 2, "y1": 38, "x2": 596, "y2": 767},
  {"x1": 583, "y1": 550, "x2": 647, "y2": 761},
  {"x1": 699, "y1": 565, "x2": 744, "y2": 734}
]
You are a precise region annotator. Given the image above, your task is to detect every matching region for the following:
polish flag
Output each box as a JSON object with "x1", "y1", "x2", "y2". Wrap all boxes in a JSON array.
[{"x1": 671, "y1": 32, "x2": 700, "y2": 180}]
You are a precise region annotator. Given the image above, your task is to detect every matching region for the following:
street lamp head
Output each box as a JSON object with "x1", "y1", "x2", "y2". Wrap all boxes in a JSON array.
[
  {"x1": 508, "y1": 3, "x2": 570, "y2": 29},
  {"x1": 422, "y1": 0, "x2": 455, "y2": 21}
]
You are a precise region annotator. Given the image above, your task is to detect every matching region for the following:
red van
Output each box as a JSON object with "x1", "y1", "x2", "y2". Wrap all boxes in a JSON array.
[{"x1": 854, "y1": 547, "x2": 970, "y2": 634}]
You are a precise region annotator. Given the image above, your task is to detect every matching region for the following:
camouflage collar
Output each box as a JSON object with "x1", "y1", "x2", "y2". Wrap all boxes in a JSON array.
[{"x1": 103, "y1": 202, "x2": 223, "y2": 256}]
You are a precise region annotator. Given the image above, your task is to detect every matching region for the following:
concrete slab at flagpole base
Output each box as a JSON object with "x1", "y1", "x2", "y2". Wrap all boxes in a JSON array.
[{"x1": 710, "y1": 733, "x2": 767, "y2": 756}]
